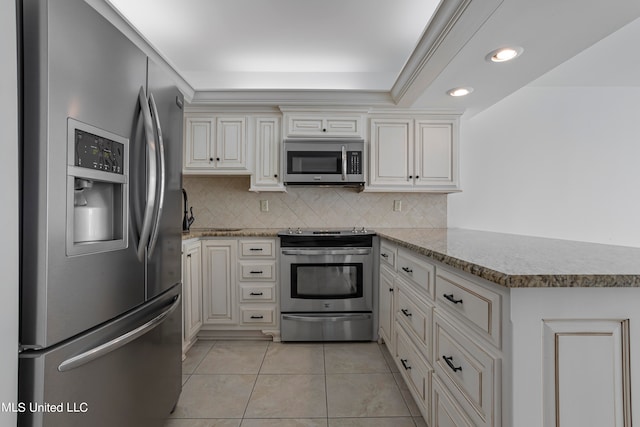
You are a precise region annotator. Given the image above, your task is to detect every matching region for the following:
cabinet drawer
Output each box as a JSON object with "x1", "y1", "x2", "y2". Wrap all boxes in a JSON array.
[
  {"x1": 396, "y1": 280, "x2": 432, "y2": 363},
  {"x1": 239, "y1": 261, "x2": 276, "y2": 281},
  {"x1": 240, "y1": 306, "x2": 276, "y2": 325},
  {"x1": 379, "y1": 240, "x2": 397, "y2": 269},
  {"x1": 397, "y1": 249, "x2": 435, "y2": 300},
  {"x1": 432, "y1": 376, "x2": 475, "y2": 427},
  {"x1": 239, "y1": 240, "x2": 275, "y2": 258},
  {"x1": 239, "y1": 284, "x2": 275, "y2": 302},
  {"x1": 395, "y1": 326, "x2": 431, "y2": 413},
  {"x1": 434, "y1": 312, "x2": 500, "y2": 427},
  {"x1": 436, "y1": 268, "x2": 501, "y2": 347}
]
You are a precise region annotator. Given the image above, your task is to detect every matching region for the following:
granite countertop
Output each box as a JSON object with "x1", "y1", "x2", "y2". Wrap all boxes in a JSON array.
[
  {"x1": 183, "y1": 227, "x2": 640, "y2": 288},
  {"x1": 182, "y1": 228, "x2": 282, "y2": 239},
  {"x1": 376, "y1": 228, "x2": 640, "y2": 288}
]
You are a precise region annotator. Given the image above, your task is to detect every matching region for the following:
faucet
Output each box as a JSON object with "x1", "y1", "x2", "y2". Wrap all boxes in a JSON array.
[{"x1": 182, "y1": 189, "x2": 195, "y2": 231}]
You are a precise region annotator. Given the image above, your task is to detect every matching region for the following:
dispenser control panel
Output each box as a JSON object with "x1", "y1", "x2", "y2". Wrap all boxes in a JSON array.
[{"x1": 74, "y1": 129, "x2": 124, "y2": 174}]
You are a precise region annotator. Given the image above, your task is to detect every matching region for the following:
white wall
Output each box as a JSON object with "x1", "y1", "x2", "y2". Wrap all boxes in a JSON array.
[
  {"x1": 1, "y1": 1, "x2": 20, "y2": 424},
  {"x1": 449, "y1": 85, "x2": 640, "y2": 247}
]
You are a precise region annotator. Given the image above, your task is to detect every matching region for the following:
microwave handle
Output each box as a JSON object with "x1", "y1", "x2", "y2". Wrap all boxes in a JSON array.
[{"x1": 341, "y1": 145, "x2": 347, "y2": 181}]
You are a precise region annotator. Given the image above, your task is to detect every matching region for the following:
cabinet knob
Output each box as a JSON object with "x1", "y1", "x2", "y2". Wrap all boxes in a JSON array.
[
  {"x1": 322, "y1": 128, "x2": 327, "y2": 132},
  {"x1": 216, "y1": 157, "x2": 220, "y2": 161},
  {"x1": 209, "y1": 157, "x2": 213, "y2": 161},
  {"x1": 274, "y1": 174, "x2": 278, "y2": 178},
  {"x1": 416, "y1": 176, "x2": 420, "y2": 179}
]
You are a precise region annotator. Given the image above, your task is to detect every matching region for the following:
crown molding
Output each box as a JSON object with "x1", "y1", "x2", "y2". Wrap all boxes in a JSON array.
[{"x1": 189, "y1": 90, "x2": 396, "y2": 107}]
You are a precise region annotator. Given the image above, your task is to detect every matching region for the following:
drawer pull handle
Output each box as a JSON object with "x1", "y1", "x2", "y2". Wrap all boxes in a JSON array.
[
  {"x1": 249, "y1": 292, "x2": 264, "y2": 296},
  {"x1": 250, "y1": 315, "x2": 264, "y2": 319},
  {"x1": 250, "y1": 270, "x2": 264, "y2": 274},
  {"x1": 381, "y1": 253, "x2": 389, "y2": 258},
  {"x1": 401, "y1": 267, "x2": 413, "y2": 274},
  {"x1": 443, "y1": 355, "x2": 462, "y2": 372},
  {"x1": 401, "y1": 308, "x2": 412, "y2": 317},
  {"x1": 400, "y1": 358, "x2": 412, "y2": 370},
  {"x1": 443, "y1": 293, "x2": 463, "y2": 304},
  {"x1": 249, "y1": 248, "x2": 263, "y2": 251}
]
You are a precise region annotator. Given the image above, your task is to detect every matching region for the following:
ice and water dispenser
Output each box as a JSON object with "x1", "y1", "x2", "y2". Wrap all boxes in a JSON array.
[{"x1": 66, "y1": 118, "x2": 129, "y2": 256}]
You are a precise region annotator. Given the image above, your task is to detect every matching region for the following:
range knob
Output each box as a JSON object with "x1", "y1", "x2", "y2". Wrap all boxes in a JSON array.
[
  {"x1": 287, "y1": 227, "x2": 293, "y2": 234},
  {"x1": 296, "y1": 227, "x2": 303, "y2": 234},
  {"x1": 352, "y1": 227, "x2": 358, "y2": 233},
  {"x1": 361, "y1": 227, "x2": 367, "y2": 233}
]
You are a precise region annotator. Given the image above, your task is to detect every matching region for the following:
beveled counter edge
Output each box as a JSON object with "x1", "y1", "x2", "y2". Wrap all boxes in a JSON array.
[
  {"x1": 182, "y1": 228, "x2": 281, "y2": 239},
  {"x1": 375, "y1": 231, "x2": 640, "y2": 289}
]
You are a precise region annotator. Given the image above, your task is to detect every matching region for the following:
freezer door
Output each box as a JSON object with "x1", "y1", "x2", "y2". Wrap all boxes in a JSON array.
[
  {"x1": 144, "y1": 59, "x2": 184, "y2": 300},
  {"x1": 21, "y1": 0, "x2": 147, "y2": 348},
  {"x1": 18, "y1": 285, "x2": 182, "y2": 427}
]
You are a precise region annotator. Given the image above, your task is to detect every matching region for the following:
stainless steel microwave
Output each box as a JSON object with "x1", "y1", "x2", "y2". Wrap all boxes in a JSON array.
[{"x1": 283, "y1": 139, "x2": 365, "y2": 186}]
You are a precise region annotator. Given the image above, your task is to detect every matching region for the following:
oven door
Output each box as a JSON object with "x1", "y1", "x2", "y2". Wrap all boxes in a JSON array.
[{"x1": 280, "y1": 247, "x2": 373, "y2": 312}]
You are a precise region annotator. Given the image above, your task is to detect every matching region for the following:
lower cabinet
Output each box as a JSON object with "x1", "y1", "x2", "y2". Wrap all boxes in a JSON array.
[
  {"x1": 202, "y1": 239, "x2": 237, "y2": 325},
  {"x1": 432, "y1": 376, "x2": 475, "y2": 427},
  {"x1": 379, "y1": 237, "x2": 639, "y2": 427},
  {"x1": 182, "y1": 239, "x2": 203, "y2": 356},
  {"x1": 189, "y1": 237, "x2": 280, "y2": 341},
  {"x1": 395, "y1": 325, "x2": 432, "y2": 417}
]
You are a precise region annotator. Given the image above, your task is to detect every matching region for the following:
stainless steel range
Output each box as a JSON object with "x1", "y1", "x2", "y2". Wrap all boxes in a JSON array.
[{"x1": 278, "y1": 228, "x2": 376, "y2": 341}]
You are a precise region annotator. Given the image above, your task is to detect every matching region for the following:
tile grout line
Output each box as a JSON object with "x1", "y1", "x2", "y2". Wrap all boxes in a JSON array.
[
  {"x1": 323, "y1": 342, "x2": 329, "y2": 426},
  {"x1": 239, "y1": 340, "x2": 270, "y2": 424}
]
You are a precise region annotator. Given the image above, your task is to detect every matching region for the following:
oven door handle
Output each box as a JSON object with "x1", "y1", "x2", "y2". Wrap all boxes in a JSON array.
[
  {"x1": 282, "y1": 313, "x2": 372, "y2": 322},
  {"x1": 281, "y1": 248, "x2": 371, "y2": 256}
]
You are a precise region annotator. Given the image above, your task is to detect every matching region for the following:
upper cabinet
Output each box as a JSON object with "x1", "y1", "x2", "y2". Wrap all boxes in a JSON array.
[
  {"x1": 250, "y1": 116, "x2": 283, "y2": 192},
  {"x1": 183, "y1": 114, "x2": 248, "y2": 174},
  {"x1": 181, "y1": 108, "x2": 460, "y2": 193},
  {"x1": 283, "y1": 111, "x2": 366, "y2": 138},
  {"x1": 368, "y1": 114, "x2": 460, "y2": 193}
]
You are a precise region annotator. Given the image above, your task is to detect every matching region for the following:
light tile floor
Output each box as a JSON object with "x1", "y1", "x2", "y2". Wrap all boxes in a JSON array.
[{"x1": 166, "y1": 340, "x2": 428, "y2": 427}]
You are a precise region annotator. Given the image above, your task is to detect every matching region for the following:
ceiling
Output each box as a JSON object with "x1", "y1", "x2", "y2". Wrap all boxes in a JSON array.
[
  {"x1": 108, "y1": 0, "x2": 441, "y2": 91},
  {"x1": 103, "y1": 0, "x2": 640, "y2": 113}
]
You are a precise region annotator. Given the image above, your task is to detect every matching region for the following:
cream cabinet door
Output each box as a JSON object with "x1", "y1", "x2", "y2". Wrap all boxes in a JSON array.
[
  {"x1": 201, "y1": 240, "x2": 237, "y2": 324},
  {"x1": 379, "y1": 265, "x2": 395, "y2": 352},
  {"x1": 184, "y1": 116, "x2": 215, "y2": 170},
  {"x1": 183, "y1": 241, "x2": 203, "y2": 343},
  {"x1": 542, "y1": 319, "x2": 631, "y2": 427},
  {"x1": 251, "y1": 116, "x2": 282, "y2": 190},
  {"x1": 415, "y1": 121, "x2": 458, "y2": 190},
  {"x1": 216, "y1": 117, "x2": 247, "y2": 170},
  {"x1": 286, "y1": 115, "x2": 363, "y2": 138},
  {"x1": 369, "y1": 119, "x2": 413, "y2": 187}
]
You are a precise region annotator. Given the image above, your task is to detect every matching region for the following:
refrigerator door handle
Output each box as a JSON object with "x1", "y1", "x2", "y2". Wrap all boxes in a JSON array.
[
  {"x1": 146, "y1": 93, "x2": 166, "y2": 258},
  {"x1": 57, "y1": 295, "x2": 181, "y2": 372},
  {"x1": 136, "y1": 86, "x2": 158, "y2": 261}
]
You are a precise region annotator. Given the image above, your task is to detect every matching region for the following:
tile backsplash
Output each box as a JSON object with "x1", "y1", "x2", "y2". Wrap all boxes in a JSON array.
[{"x1": 183, "y1": 176, "x2": 447, "y2": 229}]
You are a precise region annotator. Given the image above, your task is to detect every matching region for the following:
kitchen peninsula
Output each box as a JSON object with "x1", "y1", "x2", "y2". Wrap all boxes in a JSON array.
[{"x1": 184, "y1": 227, "x2": 640, "y2": 427}]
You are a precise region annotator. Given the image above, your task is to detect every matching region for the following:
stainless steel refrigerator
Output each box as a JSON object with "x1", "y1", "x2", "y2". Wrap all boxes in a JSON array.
[{"x1": 18, "y1": 0, "x2": 184, "y2": 425}]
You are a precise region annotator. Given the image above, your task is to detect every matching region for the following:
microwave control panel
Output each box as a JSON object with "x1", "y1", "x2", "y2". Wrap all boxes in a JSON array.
[{"x1": 347, "y1": 151, "x2": 362, "y2": 174}]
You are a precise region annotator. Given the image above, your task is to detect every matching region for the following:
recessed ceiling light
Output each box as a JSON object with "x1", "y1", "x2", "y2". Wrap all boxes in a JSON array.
[
  {"x1": 487, "y1": 46, "x2": 523, "y2": 63},
  {"x1": 447, "y1": 87, "x2": 473, "y2": 97}
]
